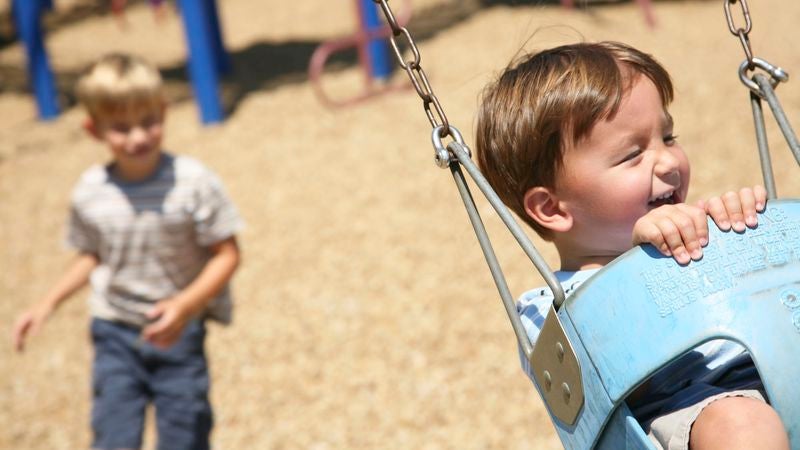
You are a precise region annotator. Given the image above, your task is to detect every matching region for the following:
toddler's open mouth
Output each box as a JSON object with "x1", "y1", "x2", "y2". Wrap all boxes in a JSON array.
[{"x1": 648, "y1": 191, "x2": 676, "y2": 208}]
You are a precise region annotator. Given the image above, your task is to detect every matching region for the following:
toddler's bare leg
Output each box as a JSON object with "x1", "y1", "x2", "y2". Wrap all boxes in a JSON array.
[{"x1": 689, "y1": 397, "x2": 788, "y2": 450}]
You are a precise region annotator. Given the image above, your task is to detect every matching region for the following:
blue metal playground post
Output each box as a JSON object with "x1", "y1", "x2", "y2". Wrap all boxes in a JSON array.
[
  {"x1": 201, "y1": 0, "x2": 231, "y2": 75},
  {"x1": 12, "y1": 0, "x2": 59, "y2": 120},
  {"x1": 177, "y1": 0, "x2": 227, "y2": 124},
  {"x1": 360, "y1": 0, "x2": 393, "y2": 80}
]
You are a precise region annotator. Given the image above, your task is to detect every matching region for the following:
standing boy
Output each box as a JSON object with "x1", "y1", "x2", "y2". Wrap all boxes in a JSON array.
[
  {"x1": 475, "y1": 41, "x2": 787, "y2": 450},
  {"x1": 12, "y1": 53, "x2": 242, "y2": 450}
]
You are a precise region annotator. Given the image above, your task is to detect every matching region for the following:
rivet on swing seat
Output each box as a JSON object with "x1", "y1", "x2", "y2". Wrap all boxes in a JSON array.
[{"x1": 531, "y1": 309, "x2": 584, "y2": 426}]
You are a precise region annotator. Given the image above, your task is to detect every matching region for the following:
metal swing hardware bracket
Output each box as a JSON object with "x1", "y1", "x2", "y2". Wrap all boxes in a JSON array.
[
  {"x1": 437, "y1": 125, "x2": 581, "y2": 425},
  {"x1": 530, "y1": 310, "x2": 584, "y2": 426},
  {"x1": 431, "y1": 126, "x2": 470, "y2": 168},
  {"x1": 738, "y1": 57, "x2": 788, "y2": 98},
  {"x1": 373, "y1": 0, "x2": 583, "y2": 426}
]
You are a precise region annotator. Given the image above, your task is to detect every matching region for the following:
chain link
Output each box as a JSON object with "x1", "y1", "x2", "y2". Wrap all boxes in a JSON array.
[
  {"x1": 723, "y1": 0, "x2": 789, "y2": 94},
  {"x1": 373, "y1": 0, "x2": 451, "y2": 138},
  {"x1": 724, "y1": 0, "x2": 754, "y2": 67}
]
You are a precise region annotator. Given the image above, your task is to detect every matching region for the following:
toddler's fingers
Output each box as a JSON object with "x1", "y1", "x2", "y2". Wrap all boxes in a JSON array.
[
  {"x1": 722, "y1": 191, "x2": 746, "y2": 232},
  {"x1": 738, "y1": 187, "x2": 758, "y2": 228},
  {"x1": 655, "y1": 217, "x2": 692, "y2": 265},
  {"x1": 753, "y1": 185, "x2": 767, "y2": 211},
  {"x1": 705, "y1": 197, "x2": 731, "y2": 231},
  {"x1": 677, "y1": 204, "x2": 709, "y2": 247},
  {"x1": 667, "y1": 209, "x2": 703, "y2": 260},
  {"x1": 695, "y1": 199, "x2": 706, "y2": 210},
  {"x1": 632, "y1": 221, "x2": 671, "y2": 256},
  {"x1": 674, "y1": 214, "x2": 704, "y2": 261}
]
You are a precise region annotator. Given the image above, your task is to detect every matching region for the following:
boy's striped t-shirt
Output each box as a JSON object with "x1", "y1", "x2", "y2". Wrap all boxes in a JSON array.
[{"x1": 67, "y1": 153, "x2": 242, "y2": 327}]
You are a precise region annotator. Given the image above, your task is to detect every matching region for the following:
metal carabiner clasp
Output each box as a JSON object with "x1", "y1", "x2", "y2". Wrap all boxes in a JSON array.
[
  {"x1": 739, "y1": 57, "x2": 789, "y2": 97},
  {"x1": 431, "y1": 125, "x2": 470, "y2": 168}
]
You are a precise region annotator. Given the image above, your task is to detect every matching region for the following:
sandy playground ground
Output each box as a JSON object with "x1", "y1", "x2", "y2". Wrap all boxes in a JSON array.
[{"x1": 1, "y1": 0, "x2": 799, "y2": 448}]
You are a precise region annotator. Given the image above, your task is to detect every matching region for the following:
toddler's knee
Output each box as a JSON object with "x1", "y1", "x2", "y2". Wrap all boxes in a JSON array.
[{"x1": 690, "y1": 397, "x2": 788, "y2": 450}]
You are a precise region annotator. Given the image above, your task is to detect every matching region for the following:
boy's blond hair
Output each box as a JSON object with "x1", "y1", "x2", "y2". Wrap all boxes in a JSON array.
[
  {"x1": 475, "y1": 41, "x2": 674, "y2": 239},
  {"x1": 75, "y1": 53, "x2": 165, "y2": 119}
]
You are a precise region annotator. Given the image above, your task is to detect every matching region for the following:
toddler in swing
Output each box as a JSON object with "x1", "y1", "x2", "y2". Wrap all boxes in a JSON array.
[
  {"x1": 475, "y1": 41, "x2": 788, "y2": 450},
  {"x1": 12, "y1": 53, "x2": 242, "y2": 450}
]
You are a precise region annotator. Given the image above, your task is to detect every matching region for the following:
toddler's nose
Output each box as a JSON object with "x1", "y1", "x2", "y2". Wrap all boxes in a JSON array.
[{"x1": 654, "y1": 148, "x2": 681, "y2": 181}]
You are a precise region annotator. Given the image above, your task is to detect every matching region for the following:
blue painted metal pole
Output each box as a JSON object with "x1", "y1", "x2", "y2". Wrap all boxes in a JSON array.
[
  {"x1": 13, "y1": 0, "x2": 59, "y2": 120},
  {"x1": 177, "y1": 0, "x2": 224, "y2": 124},
  {"x1": 201, "y1": 0, "x2": 231, "y2": 74},
  {"x1": 360, "y1": 0, "x2": 392, "y2": 80}
]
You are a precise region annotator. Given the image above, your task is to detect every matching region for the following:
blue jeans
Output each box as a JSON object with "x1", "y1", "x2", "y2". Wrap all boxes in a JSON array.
[{"x1": 90, "y1": 318, "x2": 212, "y2": 450}]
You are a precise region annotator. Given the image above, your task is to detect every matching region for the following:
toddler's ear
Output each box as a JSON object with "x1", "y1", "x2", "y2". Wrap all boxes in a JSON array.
[
  {"x1": 523, "y1": 186, "x2": 573, "y2": 233},
  {"x1": 82, "y1": 118, "x2": 101, "y2": 140}
]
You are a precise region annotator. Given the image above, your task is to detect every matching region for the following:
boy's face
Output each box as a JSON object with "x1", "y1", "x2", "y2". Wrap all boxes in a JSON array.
[
  {"x1": 87, "y1": 103, "x2": 165, "y2": 181},
  {"x1": 554, "y1": 75, "x2": 690, "y2": 265}
]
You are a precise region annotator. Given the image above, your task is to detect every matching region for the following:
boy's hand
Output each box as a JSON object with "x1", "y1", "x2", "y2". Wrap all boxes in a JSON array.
[
  {"x1": 698, "y1": 186, "x2": 767, "y2": 233},
  {"x1": 633, "y1": 186, "x2": 767, "y2": 265},
  {"x1": 12, "y1": 304, "x2": 54, "y2": 352},
  {"x1": 141, "y1": 298, "x2": 192, "y2": 349},
  {"x1": 632, "y1": 203, "x2": 709, "y2": 265}
]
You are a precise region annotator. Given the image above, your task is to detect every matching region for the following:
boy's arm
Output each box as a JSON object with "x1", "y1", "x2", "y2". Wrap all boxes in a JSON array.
[
  {"x1": 632, "y1": 186, "x2": 766, "y2": 265},
  {"x1": 141, "y1": 236, "x2": 240, "y2": 349},
  {"x1": 12, "y1": 252, "x2": 99, "y2": 352}
]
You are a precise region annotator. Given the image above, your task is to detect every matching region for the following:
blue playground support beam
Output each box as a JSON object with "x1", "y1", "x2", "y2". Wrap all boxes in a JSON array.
[
  {"x1": 13, "y1": 0, "x2": 59, "y2": 120},
  {"x1": 202, "y1": 0, "x2": 231, "y2": 75},
  {"x1": 178, "y1": 0, "x2": 227, "y2": 124},
  {"x1": 360, "y1": 0, "x2": 393, "y2": 80}
]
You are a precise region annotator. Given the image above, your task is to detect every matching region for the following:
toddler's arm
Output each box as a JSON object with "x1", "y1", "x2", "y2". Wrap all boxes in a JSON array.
[
  {"x1": 141, "y1": 236, "x2": 240, "y2": 349},
  {"x1": 12, "y1": 252, "x2": 98, "y2": 352},
  {"x1": 632, "y1": 185, "x2": 766, "y2": 265}
]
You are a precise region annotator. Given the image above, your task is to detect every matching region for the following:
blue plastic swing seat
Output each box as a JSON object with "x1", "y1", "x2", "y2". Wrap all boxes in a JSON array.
[{"x1": 535, "y1": 199, "x2": 800, "y2": 449}]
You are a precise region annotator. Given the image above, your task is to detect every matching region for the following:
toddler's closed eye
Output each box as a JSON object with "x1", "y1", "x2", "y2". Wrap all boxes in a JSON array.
[
  {"x1": 663, "y1": 134, "x2": 678, "y2": 145},
  {"x1": 618, "y1": 149, "x2": 643, "y2": 164}
]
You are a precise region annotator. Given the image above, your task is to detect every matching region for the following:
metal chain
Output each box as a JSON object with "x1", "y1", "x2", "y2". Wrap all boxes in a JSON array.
[
  {"x1": 724, "y1": 0, "x2": 789, "y2": 97},
  {"x1": 724, "y1": 0, "x2": 800, "y2": 196},
  {"x1": 724, "y1": 0, "x2": 753, "y2": 67},
  {"x1": 372, "y1": 0, "x2": 452, "y2": 141}
]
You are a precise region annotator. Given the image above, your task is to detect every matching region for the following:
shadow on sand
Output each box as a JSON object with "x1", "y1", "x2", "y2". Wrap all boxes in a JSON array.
[{"x1": 1, "y1": 0, "x2": 676, "y2": 117}]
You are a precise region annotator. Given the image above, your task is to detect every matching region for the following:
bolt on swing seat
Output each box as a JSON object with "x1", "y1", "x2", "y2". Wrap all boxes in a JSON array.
[{"x1": 531, "y1": 199, "x2": 800, "y2": 449}]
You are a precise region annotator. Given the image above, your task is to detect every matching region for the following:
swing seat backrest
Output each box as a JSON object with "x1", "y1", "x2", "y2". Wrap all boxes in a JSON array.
[{"x1": 539, "y1": 199, "x2": 800, "y2": 449}]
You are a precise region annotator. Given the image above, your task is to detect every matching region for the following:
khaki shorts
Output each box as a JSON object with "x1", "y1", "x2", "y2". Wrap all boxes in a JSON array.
[{"x1": 645, "y1": 389, "x2": 765, "y2": 450}]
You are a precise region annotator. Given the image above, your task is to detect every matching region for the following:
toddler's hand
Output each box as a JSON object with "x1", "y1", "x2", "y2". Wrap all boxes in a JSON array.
[
  {"x1": 141, "y1": 298, "x2": 191, "y2": 349},
  {"x1": 632, "y1": 203, "x2": 709, "y2": 265},
  {"x1": 699, "y1": 186, "x2": 767, "y2": 233},
  {"x1": 12, "y1": 304, "x2": 53, "y2": 353}
]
